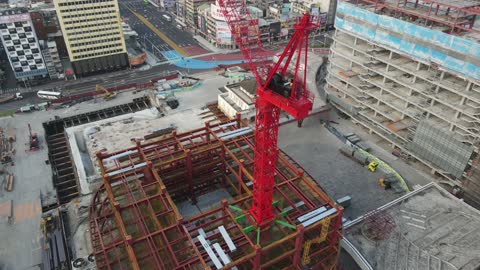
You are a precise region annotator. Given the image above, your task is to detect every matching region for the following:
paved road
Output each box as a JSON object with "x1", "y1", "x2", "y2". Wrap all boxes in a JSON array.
[
  {"x1": 0, "y1": 64, "x2": 204, "y2": 111},
  {"x1": 119, "y1": 0, "x2": 204, "y2": 60}
]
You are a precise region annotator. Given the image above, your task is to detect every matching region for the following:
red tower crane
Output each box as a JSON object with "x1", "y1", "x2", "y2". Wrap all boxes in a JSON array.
[{"x1": 217, "y1": 0, "x2": 318, "y2": 225}]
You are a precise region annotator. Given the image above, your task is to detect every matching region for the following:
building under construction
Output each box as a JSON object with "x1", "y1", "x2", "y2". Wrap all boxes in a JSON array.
[
  {"x1": 89, "y1": 115, "x2": 343, "y2": 269},
  {"x1": 326, "y1": 0, "x2": 480, "y2": 206}
]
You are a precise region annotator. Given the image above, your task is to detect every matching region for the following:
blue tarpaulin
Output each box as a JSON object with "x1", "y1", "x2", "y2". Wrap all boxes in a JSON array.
[{"x1": 335, "y1": 2, "x2": 480, "y2": 80}]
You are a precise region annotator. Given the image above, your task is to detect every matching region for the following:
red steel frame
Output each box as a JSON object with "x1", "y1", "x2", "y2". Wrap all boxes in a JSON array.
[
  {"x1": 217, "y1": 0, "x2": 317, "y2": 225},
  {"x1": 347, "y1": 0, "x2": 480, "y2": 35},
  {"x1": 89, "y1": 113, "x2": 343, "y2": 270}
]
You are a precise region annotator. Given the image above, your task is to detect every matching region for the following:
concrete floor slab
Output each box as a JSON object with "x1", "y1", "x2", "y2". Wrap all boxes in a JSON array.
[{"x1": 343, "y1": 183, "x2": 480, "y2": 270}]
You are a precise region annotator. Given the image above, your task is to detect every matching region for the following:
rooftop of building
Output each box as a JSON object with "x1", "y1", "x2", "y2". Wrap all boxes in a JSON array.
[
  {"x1": 125, "y1": 38, "x2": 144, "y2": 56},
  {"x1": 29, "y1": 2, "x2": 55, "y2": 11},
  {"x1": 0, "y1": 7, "x2": 28, "y2": 15},
  {"x1": 197, "y1": 3, "x2": 209, "y2": 12},
  {"x1": 344, "y1": 182, "x2": 480, "y2": 270}
]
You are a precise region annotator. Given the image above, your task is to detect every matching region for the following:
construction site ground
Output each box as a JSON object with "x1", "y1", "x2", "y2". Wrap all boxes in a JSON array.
[
  {"x1": 0, "y1": 81, "x2": 157, "y2": 270},
  {"x1": 0, "y1": 70, "x2": 439, "y2": 269},
  {"x1": 344, "y1": 183, "x2": 480, "y2": 270}
]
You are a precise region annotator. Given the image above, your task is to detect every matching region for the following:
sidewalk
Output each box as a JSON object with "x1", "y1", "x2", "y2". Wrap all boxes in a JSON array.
[
  {"x1": 193, "y1": 35, "x2": 239, "y2": 54},
  {"x1": 145, "y1": 50, "x2": 161, "y2": 66}
]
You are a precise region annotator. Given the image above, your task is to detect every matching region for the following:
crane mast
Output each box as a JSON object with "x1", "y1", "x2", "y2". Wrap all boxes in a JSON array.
[{"x1": 217, "y1": 0, "x2": 317, "y2": 225}]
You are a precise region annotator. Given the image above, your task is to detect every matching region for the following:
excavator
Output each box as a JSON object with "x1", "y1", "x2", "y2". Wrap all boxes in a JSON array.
[{"x1": 96, "y1": 84, "x2": 117, "y2": 101}]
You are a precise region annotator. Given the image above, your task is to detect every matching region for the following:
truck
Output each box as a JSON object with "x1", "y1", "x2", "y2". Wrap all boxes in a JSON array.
[
  {"x1": 162, "y1": 14, "x2": 172, "y2": 22},
  {"x1": 0, "y1": 93, "x2": 23, "y2": 104},
  {"x1": 19, "y1": 104, "x2": 34, "y2": 113}
]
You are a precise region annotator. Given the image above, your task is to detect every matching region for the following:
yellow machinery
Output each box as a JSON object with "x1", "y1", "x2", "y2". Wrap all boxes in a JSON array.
[
  {"x1": 368, "y1": 161, "x2": 378, "y2": 172},
  {"x1": 40, "y1": 214, "x2": 54, "y2": 237},
  {"x1": 96, "y1": 84, "x2": 117, "y2": 101}
]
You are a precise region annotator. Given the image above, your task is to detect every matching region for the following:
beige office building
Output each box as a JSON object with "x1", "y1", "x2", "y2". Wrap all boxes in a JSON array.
[{"x1": 54, "y1": 0, "x2": 128, "y2": 76}]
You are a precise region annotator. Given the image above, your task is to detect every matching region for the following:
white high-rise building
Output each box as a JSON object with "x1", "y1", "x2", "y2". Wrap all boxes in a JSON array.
[{"x1": 0, "y1": 8, "x2": 49, "y2": 81}]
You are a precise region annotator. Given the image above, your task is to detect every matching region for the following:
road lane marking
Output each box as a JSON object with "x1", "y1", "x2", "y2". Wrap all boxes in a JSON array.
[{"x1": 122, "y1": 4, "x2": 187, "y2": 56}]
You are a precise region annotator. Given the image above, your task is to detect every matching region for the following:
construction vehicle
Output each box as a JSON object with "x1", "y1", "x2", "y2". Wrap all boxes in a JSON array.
[
  {"x1": 28, "y1": 123, "x2": 39, "y2": 151},
  {"x1": 378, "y1": 177, "x2": 393, "y2": 189},
  {"x1": 368, "y1": 161, "x2": 378, "y2": 172},
  {"x1": 96, "y1": 84, "x2": 117, "y2": 101},
  {"x1": 40, "y1": 214, "x2": 55, "y2": 237},
  {"x1": 217, "y1": 1, "x2": 316, "y2": 224}
]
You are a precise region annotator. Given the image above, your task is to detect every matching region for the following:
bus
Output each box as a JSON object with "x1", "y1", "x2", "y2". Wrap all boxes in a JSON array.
[
  {"x1": 37, "y1": 90, "x2": 63, "y2": 100},
  {"x1": 162, "y1": 14, "x2": 172, "y2": 22}
]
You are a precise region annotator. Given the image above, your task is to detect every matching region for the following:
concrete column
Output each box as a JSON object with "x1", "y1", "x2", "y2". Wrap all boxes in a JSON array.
[
  {"x1": 455, "y1": 111, "x2": 460, "y2": 120},
  {"x1": 466, "y1": 82, "x2": 472, "y2": 92},
  {"x1": 449, "y1": 123, "x2": 454, "y2": 132},
  {"x1": 389, "y1": 51, "x2": 393, "y2": 59},
  {"x1": 416, "y1": 62, "x2": 421, "y2": 71},
  {"x1": 440, "y1": 71, "x2": 445, "y2": 80},
  {"x1": 460, "y1": 96, "x2": 466, "y2": 106}
]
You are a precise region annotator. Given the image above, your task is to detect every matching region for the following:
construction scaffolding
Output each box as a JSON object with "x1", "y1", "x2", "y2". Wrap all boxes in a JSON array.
[
  {"x1": 89, "y1": 116, "x2": 343, "y2": 270},
  {"x1": 347, "y1": 0, "x2": 480, "y2": 35},
  {"x1": 327, "y1": 0, "x2": 480, "y2": 207}
]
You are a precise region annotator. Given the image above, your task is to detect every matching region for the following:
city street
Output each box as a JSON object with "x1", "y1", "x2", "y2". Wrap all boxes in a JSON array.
[
  {"x1": 119, "y1": 0, "x2": 209, "y2": 59},
  {"x1": 0, "y1": 64, "x2": 203, "y2": 111}
]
